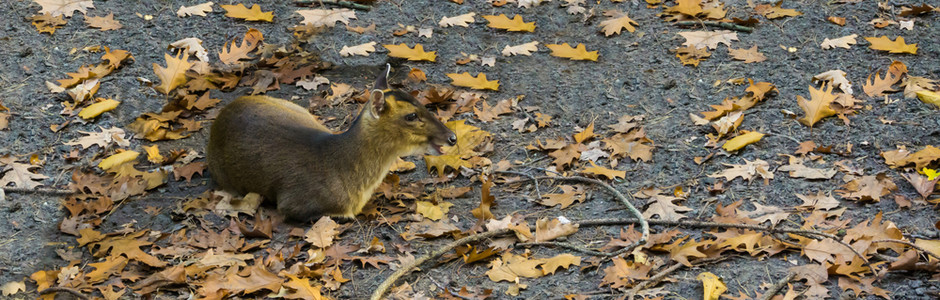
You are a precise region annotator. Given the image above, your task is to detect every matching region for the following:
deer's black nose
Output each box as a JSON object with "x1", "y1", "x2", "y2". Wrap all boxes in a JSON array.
[{"x1": 447, "y1": 134, "x2": 457, "y2": 146}]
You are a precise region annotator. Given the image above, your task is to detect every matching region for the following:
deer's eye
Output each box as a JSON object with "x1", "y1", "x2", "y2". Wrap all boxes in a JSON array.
[{"x1": 404, "y1": 113, "x2": 418, "y2": 122}]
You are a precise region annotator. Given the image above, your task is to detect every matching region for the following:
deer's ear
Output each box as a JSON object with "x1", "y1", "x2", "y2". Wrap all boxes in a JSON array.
[
  {"x1": 373, "y1": 63, "x2": 391, "y2": 90},
  {"x1": 369, "y1": 89, "x2": 386, "y2": 116}
]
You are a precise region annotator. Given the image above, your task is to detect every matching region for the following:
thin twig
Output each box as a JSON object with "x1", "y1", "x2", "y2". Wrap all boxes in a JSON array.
[
  {"x1": 575, "y1": 218, "x2": 877, "y2": 276},
  {"x1": 427, "y1": 276, "x2": 472, "y2": 300},
  {"x1": 371, "y1": 229, "x2": 512, "y2": 300},
  {"x1": 674, "y1": 21, "x2": 754, "y2": 33},
  {"x1": 516, "y1": 241, "x2": 612, "y2": 256},
  {"x1": 505, "y1": 176, "x2": 649, "y2": 248},
  {"x1": 627, "y1": 256, "x2": 725, "y2": 299},
  {"x1": 759, "y1": 273, "x2": 795, "y2": 300},
  {"x1": 494, "y1": 170, "x2": 541, "y2": 199},
  {"x1": 872, "y1": 239, "x2": 940, "y2": 261},
  {"x1": 3, "y1": 186, "x2": 74, "y2": 195},
  {"x1": 294, "y1": 0, "x2": 371, "y2": 10},
  {"x1": 39, "y1": 287, "x2": 90, "y2": 300}
]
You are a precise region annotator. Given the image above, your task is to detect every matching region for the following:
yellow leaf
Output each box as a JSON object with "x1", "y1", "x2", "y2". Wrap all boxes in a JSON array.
[
  {"x1": 922, "y1": 168, "x2": 940, "y2": 180},
  {"x1": 424, "y1": 154, "x2": 471, "y2": 176},
  {"x1": 78, "y1": 98, "x2": 120, "y2": 119},
  {"x1": 915, "y1": 239, "x2": 940, "y2": 263},
  {"x1": 696, "y1": 272, "x2": 727, "y2": 300},
  {"x1": 389, "y1": 157, "x2": 416, "y2": 172},
  {"x1": 865, "y1": 36, "x2": 917, "y2": 54},
  {"x1": 917, "y1": 90, "x2": 940, "y2": 108},
  {"x1": 797, "y1": 83, "x2": 838, "y2": 127},
  {"x1": 574, "y1": 122, "x2": 595, "y2": 144},
  {"x1": 583, "y1": 161, "x2": 626, "y2": 180},
  {"x1": 143, "y1": 145, "x2": 164, "y2": 163},
  {"x1": 383, "y1": 43, "x2": 436, "y2": 61},
  {"x1": 415, "y1": 200, "x2": 453, "y2": 221},
  {"x1": 722, "y1": 131, "x2": 764, "y2": 152},
  {"x1": 220, "y1": 4, "x2": 273, "y2": 22},
  {"x1": 598, "y1": 10, "x2": 638, "y2": 36},
  {"x1": 545, "y1": 43, "x2": 599, "y2": 61},
  {"x1": 540, "y1": 253, "x2": 581, "y2": 275},
  {"x1": 482, "y1": 14, "x2": 535, "y2": 32},
  {"x1": 98, "y1": 150, "x2": 140, "y2": 171},
  {"x1": 447, "y1": 72, "x2": 499, "y2": 90},
  {"x1": 152, "y1": 52, "x2": 193, "y2": 94}
]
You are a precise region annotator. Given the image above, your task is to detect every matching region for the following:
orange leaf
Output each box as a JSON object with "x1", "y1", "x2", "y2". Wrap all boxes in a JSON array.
[
  {"x1": 383, "y1": 43, "x2": 436, "y2": 61},
  {"x1": 220, "y1": 4, "x2": 273, "y2": 22},
  {"x1": 863, "y1": 61, "x2": 906, "y2": 97},
  {"x1": 482, "y1": 14, "x2": 535, "y2": 32},
  {"x1": 219, "y1": 28, "x2": 263, "y2": 65},
  {"x1": 864, "y1": 36, "x2": 917, "y2": 54},
  {"x1": 545, "y1": 43, "x2": 599, "y2": 61},
  {"x1": 447, "y1": 72, "x2": 499, "y2": 90}
]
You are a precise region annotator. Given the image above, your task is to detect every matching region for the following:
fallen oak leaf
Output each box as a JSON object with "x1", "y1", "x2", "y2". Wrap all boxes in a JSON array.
[
  {"x1": 917, "y1": 90, "x2": 940, "y2": 108},
  {"x1": 864, "y1": 36, "x2": 917, "y2": 54},
  {"x1": 218, "y1": 28, "x2": 263, "y2": 65},
  {"x1": 169, "y1": 37, "x2": 209, "y2": 62},
  {"x1": 598, "y1": 10, "x2": 638, "y2": 36},
  {"x1": 482, "y1": 14, "x2": 535, "y2": 32},
  {"x1": 77, "y1": 98, "x2": 119, "y2": 119},
  {"x1": 383, "y1": 43, "x2": 436, "y2": 61},
  {"x1": 545, "y1": 43, "x2": 598, "y2": 61},
  {"x1": 754, "y1": 1, "x2": 802, "y2": 19},
  {"x1": 296, "y1": 8, "x2": 356, "y2": 27},
  {"x1": 728, "y1": 46, "x2": 766, "y2": 63},
  {"x1": 339, "y1": 41, "x2": 376, "y2": 57},
  {"x1": 447, "y1": 72, "x2": 499, "y2": 90},
  {"x1": 439, "y1": 12, "x2": 475, "y2": 27},
  {"x1": 821, "y1": 34, "x2": 857, "y2": 49},
  {"x1": 583, "y1": 161, "x2": 626, "y2": 180},
  {"x1": 0, "y1": 156, "x2": 50, "y2": 189},
  {"x1": 152, "y1": 52, "x2": 193, "y2": 94},
  {"x1": 502, "y1": 41, "x2": 539, "y2": 56},
  {"x1": 177, "y1": 2, "x2": 213, "y2": 17},
  {"x1": 220, "y1": 3, "x2": 273, "y2": 22},
  {"x1": 797, "y1": 83, "x2": 838, "y2": 127},
  {"x1": 722, "y1": 131, "x2": 764, "y2": 152},
  {"x1": 863, "y1": 61, "x2": 906, "y2": 97},
  {"x1": 678, "y1": 30, "x2": 738, "y2": 50},
  {"x1": 36, "y1": 0, "x2": 94, "y2": 17},
  {"x1": 85, "y1": 12, "x2": 122, "y2": 31}
]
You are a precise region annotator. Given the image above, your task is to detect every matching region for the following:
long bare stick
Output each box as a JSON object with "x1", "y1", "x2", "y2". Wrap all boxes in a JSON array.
[
  {"x1": 576, "y1": 218, "x2": 876, "y2": 275},
  {"x1": 505, "y1": 176, "x2": 649, "y2": 249},
  {"x1": 872, "y1": 239, "x2": 940, "y2": 261},
  {"x1": 759, "y1": 273, "x2": 795, "y2": 300},
  {"x1": 627, "y1": 256, "x2": 724, "y2": 299},
  {"x1": 3, "y1": 186, "x2": 74, "y2": 195},
  {"x1": 370, "y1": 229, "x2": 511, "y2": 300}
]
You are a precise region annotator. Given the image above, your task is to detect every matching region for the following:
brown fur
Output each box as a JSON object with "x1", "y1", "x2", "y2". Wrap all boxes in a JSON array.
[{"x1": 207, "y1": 91, "x2": 454, "y2": 222}]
